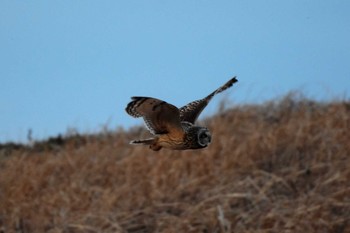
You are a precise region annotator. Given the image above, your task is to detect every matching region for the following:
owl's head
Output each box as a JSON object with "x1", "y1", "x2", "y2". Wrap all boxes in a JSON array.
[
  {"x1": 197, "y1": 128, "x2": 211, "y2": 147},
  {"x1": 187, "y1": 126, "x2": 211, "y2": 149}
]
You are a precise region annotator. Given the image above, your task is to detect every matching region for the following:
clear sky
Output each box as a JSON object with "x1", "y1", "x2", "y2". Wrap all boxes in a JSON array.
[{"x1": 1, "y1": 1, "x2": 350, "y2": 143}]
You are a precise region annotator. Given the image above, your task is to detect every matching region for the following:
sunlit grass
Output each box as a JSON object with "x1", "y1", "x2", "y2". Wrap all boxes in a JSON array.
[{"x1": 0, "y1": 93, "x2": 349, "y2": 232}]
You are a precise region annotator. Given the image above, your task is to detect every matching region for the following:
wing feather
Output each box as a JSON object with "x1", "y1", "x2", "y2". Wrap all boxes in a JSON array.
[
  {"x1": 126, "y1": 97, "x2": 184, "y2": 136},
  {"x1": 179, "y1": 77, "x2": 238, "y2": 123}
]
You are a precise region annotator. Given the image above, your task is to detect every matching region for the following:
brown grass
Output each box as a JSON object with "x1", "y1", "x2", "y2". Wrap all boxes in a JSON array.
[{"x1": 0, "y1": 94, "x2": 350, "y2": 233}]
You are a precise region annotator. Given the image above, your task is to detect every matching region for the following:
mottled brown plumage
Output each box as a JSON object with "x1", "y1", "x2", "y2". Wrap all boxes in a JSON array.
[{"x1": 125, "y1": 77, "x2": 238, "y2": 151}]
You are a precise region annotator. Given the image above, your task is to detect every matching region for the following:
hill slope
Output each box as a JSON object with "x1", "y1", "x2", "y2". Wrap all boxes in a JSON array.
[{"x1": 1, "y1": 95, "x2": 349, "y2": 233}]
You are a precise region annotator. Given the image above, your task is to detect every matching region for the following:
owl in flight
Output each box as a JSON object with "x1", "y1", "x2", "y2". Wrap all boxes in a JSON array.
[{"x1": 125, "y1": 77, "x2": 238, "y2": 151}]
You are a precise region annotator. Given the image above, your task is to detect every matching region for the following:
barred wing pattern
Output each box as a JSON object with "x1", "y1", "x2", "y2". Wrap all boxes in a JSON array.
[
  {"x1": 179, "y1": 77, "x2": 238, "y2": 123},
  {"x1": 126, "y1": 97, "x2": 184, "y2": 135}
]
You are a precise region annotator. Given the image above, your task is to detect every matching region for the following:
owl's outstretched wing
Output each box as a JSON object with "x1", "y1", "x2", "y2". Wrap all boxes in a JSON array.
[
  {"x1": 126, "y1": 97, "x2": 184, "y2": 136},
  {"x1": 179, "y1": 77, "x2": 238, "y2": 123}
]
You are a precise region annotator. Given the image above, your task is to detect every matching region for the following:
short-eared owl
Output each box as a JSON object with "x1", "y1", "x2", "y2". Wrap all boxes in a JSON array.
[{"x1": 126, "y1": 77, "x2": 238, "y2": 151}]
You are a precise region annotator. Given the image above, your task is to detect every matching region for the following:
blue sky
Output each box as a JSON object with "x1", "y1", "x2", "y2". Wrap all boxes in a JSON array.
[{"x1": 1, "y1": 1, "x2": 350, "y2": 143}]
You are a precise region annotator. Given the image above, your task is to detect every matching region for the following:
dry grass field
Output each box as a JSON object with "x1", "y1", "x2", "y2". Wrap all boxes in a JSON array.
[{"x1": 0, "y1": 94, "x2": 349, "y2": 233}]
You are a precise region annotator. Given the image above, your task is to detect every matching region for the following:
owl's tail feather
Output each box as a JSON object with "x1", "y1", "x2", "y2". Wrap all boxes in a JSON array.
[
  {"x1": 130, "y1": 138, "x2": 155, "y2": 145},
  {"x1": 130, "y1": 138, "x2": 162, "y2": 151}
]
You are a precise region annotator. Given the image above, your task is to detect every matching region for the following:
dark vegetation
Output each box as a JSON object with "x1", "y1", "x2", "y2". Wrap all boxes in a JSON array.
[{"x1": 0, "y1": 94, "x2": 349, "y2": 232}]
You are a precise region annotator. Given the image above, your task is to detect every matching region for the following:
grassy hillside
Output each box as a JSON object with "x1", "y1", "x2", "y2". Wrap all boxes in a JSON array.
[{"x1": 0, "y1": 94, "x2": 349, "y2": 233}]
